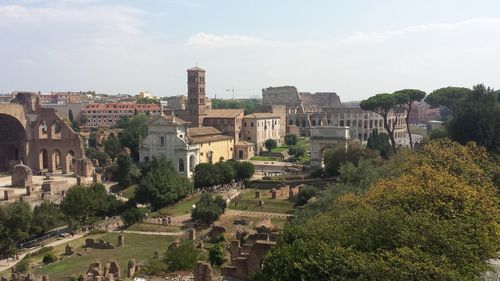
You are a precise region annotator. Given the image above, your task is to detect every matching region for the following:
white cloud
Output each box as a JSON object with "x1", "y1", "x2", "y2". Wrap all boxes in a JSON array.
[{"x1": 187, "y1": 32, "x2": 280, "y2": 48}]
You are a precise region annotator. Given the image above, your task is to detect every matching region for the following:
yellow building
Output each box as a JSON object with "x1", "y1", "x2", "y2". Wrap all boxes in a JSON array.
[{"x1": 188, "y1": 127, "x2": 233, "y2": 163}]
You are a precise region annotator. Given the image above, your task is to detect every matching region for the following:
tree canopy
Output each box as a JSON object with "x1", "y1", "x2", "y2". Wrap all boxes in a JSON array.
[
  {"x1": 284, "y1": 134, "x2": 298, "y2": 146},
  {"x1": 254, "y1": 140, "x2": 500, "y2": 281},
  {"x1": 393, "y1": 89, "x2": 426, "y2": 149},
  {"x1": 116, "y1": 114, "x2": 150, "y2": 161},
  {"x1": 447, "y1": 84, "x2": 500, "y2": 153},
  {"x1": 135, "y1": 156, "x2": 192, "y2": 210},
  {"x1": 264, "y1": 139, "x2": 277, "y2": 151},
  {"x1": 425, "y1": 86, "x2": 471, "y2": 111}
]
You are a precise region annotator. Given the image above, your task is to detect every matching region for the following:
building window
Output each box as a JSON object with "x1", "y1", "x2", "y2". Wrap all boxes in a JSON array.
[
  {"x1": 244, "y1": 122, "x2": 247, "y2": 127},
  {"x1": 160, "y1": 136, "x2": 165, "y2": 146},
  {"x1": 251, "y1": 122, "x2": 253, "y2": 127},
  {"x1": 178, "y1": 158, "x2": 185, "y2": 172}
]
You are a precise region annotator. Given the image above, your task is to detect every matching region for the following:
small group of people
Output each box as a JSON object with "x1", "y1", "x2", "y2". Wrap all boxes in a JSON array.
[{"x1": 197, "y1": 180, "x2": 245, "y2": 193}]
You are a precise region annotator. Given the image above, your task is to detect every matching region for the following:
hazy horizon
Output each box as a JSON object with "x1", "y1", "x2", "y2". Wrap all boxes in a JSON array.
[{"x1": 1, "y1": 0, "x2": 499, "y2": 100}]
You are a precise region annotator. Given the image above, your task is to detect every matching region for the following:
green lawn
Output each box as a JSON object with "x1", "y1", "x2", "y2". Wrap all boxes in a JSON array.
[
  {"x1": 229, "y1": 188, "x2": 294, "y2": 214},
  {"x1": 110, "y1": 184, "x2": 137, "y2": 199},
  {"x1": 271, "y1": 146, "x2": 288, "y2": 153},
  {"x1": 409, "y1": 125, "x2": 427, "y2": 137},
  {"x1": 26, "y1": 233, "x2": 174, "y2": 281},
  {"x1": 250, "y1": 156, "x2": 281, "y2": 161},
  {"x1": 152, "y1": 193, "x2": 202, "y2": 216}
]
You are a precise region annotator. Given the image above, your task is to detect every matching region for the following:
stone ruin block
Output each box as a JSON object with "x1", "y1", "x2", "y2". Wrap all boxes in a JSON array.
[
  {"x1": 168, "y1": 239, "x2": 181, "y2": 251},
  {"x1": 288, "y1": 187, "x2": 299, "y2": 201},
  {"x1": 127, "y1": 260, "x2": 139, "y2": 278},
  {"x1": 270, "y1": 189, "x2": 277, "y2": 199},
  {"x1": 87, "y1": 263, "x2": 102, "y2": 278},
  {"x1": 25, "y1": 185, "x2": 39, "y2": 197},
  {"x1": 73, "y1": 158, "x2": 95, "y2": 177},
  {"x1": 104, "y1": 261, "x2": 120, "y2": 279},
  {"x1": 65, "y1": 244, "x2": 74, "y2": 255},
  {"x1": 41, "y1": 276, "x2": 48, "y2": 281},
  {"x1": 41, "y1": 180, "x2": 69, "y2": 195},
  {"x1": 209, "y1": 225, "x2": 226, "y2": 238},
  {"x1": 230, "y1": 240, "x2": 241, "y2": 260},
  {"x1": 194, "y1": 261, "x2": 214, "y2": 281},
  {"x1": 12, "y1": 163, "x2": 33, "y2": 188},
  {"x1": 117, "y1": 235, "x2": 124, "y2": 247},
  {"x1": 254, "y1": 191, "x2": 261, "y2": 199},
  {"x1": 188, "y1": 229, "x2": 196, "y2": 240},
  {"x1": 85, "y1": 238, "x2": 95, "y2": 248},
  {"x1": 92, "y1": 173, "x2": 101, "y2": 184},
  {"x1": 4, "y1": 190, "x2": 17, "y2": 202}
]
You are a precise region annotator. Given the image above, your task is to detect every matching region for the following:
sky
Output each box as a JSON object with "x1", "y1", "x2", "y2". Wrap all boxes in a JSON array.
[{"x1": 1, "y1": 0, "x2": 500, "y2": 101}]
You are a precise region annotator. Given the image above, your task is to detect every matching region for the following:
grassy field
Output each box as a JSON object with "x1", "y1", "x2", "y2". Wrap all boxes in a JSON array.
[
  {"x1": 126, "y1": 223, "x2": 182, "y2": 233},
  {"x1": 25, "y1": 233, "x2": 173, "y2": 281},
  {"x1": 271, "y1": 146, "x2": 289, "y2": 153},
  {"x1": 229, "y1": 188, "x2": 294, "y2": 214},
  {"x1": 250, "y1": 156, "x2": 281, "y2": 161},
  {"x1": 409, "y1": 125, "x2": 428, "y2": 137},
  {"x1": 110, "y1": 184, "x2": 137, "y2": 199},
  {"x1": 152, "y1": 193, "x2": 202, "y2": 217}
]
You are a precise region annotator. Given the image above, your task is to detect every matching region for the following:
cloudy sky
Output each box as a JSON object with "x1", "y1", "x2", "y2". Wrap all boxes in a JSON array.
[{"x1": 1, "y1": 0, "x2": 499, "y2": 101}]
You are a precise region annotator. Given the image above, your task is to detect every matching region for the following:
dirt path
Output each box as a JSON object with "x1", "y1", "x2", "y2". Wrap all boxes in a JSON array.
[
  {"x1": 117, "y1": 230, "x2": 184, "y2": 236},
  {"x1": 0, "y1": 233, "x2": 86, "y2": 273}
]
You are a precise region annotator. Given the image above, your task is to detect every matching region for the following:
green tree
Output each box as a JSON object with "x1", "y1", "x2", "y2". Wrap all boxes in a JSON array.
[
  {"x1": 284, "y1": 134, "x2": 298, "y2": 146},
  {"x1": 121, "y1": 207, "x2": 146, "y2": 226},
  {"x1": 135, "y1": 156, "x2": 192, "y2": 210},
  {"x1": 264, "y1": 139, "x2": 277, "y2": 151},
  {"x1": 447, "y1": 84, "x2": 500, "y2": 153},
  {"x1": 294, "y1": 186, "x2": 317, "y2": 207},
  {"x1": 193, "y1": 163, "x2": 216, "y2": 188},
  {"x1": 288, "y1": 145, "x2": 306, "y2": 158},
  {"x1": 208, "y1": 243, "x2": 225, "y2": 266},
  {"x1": 360, "y1": 93, "x2": 401, "y2": 152},
  {"x1": 116, "y1": 114, "x2": 149, "y2": 161},
  {"x1": 366, "y1": 129, "x2": 391, "y2": 159},
  {"x1": 0, "y1": 202, "x2": 33, "y2": 258},
  {"x1": 61, "y1": 184, "x2": 123, "y2": 227},
  {"x1": 31, "y1": 202, "x2": 65, "y2": 236},
  {"x1": 393, "y1": 89, "x2": 426, "y2": 150},
  {"x1": 104, "y1": 135, "x2": 121, "y2": 160},
  {"x1": 234, "y1": 161, "x2": 255, "y2": 180},
  {"x1": 191, "y1": 193, "x2": 226, "y2": 225},
  {"x1": 114, "y1": 153, "x2": 141, "y2": 187},
  {"x1": 85, "y1": 147, "x2": 108, "y2": 166},
  {"x1": 323, "y1": 144, "x2": 380, "y2": 176},
  {"x1": 426, "y1": 86, "x2": 471, "y2": 112},
  {"x1": 164, "y1": 241, "x2": 199, "y2": 272},
  {"x1": 254, "y1": 140, "x2": 500, "y2": 280}
]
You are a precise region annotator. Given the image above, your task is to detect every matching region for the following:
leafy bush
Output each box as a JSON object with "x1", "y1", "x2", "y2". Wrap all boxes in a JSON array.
[
  {"x1": 42, "y1": 252, "x2": 58, "y2": 264},
  {"x1": 191, "y1": 194, "x2": 227, "y2": 225},
  {"x1": 284, "y1": 134, "x2": 298, "y2": 146},
  {"x1": 294, "y1": 186, "x2": 318, "y2": 207},
  {"x1": 265, "y1": 139, "x2": 277, "y2": 151},
  {"x1": 15, "y1": 257, "x2": 30, "y2": 273},
  {"x1": 121, "y1": 207, "x2": 147, "y2": 226},
  {"x1": 164, "y1": 242, "x2": 199, "y2": 272},
  {"x1": 141, "y1": 256, "x2": 167, "y2": 276},
  {"x1": 208, "y1": 243, "x2": 225, "y2": 266}
]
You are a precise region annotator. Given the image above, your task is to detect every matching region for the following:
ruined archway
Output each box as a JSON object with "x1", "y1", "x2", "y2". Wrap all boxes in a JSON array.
[
  {"x1": 0, "y1": 114, "x2": 27, "y2": 171},
  {"x1": 310, "y1": 126, "x2": 352, "y2": 168},
  {"x1": 39, "y1": 149, "x2": 49, "y2": 171}
]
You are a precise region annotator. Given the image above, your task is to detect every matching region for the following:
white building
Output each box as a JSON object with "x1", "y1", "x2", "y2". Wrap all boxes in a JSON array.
[{"x1": 139, "y1": 115, "x2": 199, "y2": 178}]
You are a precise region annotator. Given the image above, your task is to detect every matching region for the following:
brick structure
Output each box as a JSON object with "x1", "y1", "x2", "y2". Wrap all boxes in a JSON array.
[
  {"x1": 221, "y1": 240, "x2": 277, "y2": 281},
  {"x1": 82, "y1": 102, "x2": 161, "y2": 128},
  {"x1": 0, "y1": 93, "x2": 88, "y2": 174},
  {"x1": 194, "y1": 261, "x2": 214, "y2": 281}
]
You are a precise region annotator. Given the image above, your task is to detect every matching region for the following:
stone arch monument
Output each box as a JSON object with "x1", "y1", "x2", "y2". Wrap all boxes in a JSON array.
[{"x1": 310, "y1": 126, "x2": 352, "y2": 168}]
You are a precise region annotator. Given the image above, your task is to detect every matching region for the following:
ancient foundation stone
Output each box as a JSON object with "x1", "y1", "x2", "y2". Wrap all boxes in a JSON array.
[
  {"x1": 194, "y1": 261, "x2": 214, "y2": 281},
  {"x1": 12, "y1": 164, "x2": 33, "y2": 188}
]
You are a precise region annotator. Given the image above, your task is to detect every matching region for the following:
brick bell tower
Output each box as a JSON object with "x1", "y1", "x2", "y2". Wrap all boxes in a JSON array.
[{"x1": 187, "y1": 66, "x2": 207, "y2": 127}]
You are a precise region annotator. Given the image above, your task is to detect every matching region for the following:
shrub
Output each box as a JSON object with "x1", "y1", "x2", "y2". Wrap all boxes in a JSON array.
[
  {"x1": 164, "y1": 242, "x2": 199, "y2": 272},
  {"x1": 208, "y1": 243, "x2": 225, "y2": 266},
  {"x1": 15, "y1": 257, "x2": 30, "y2": 273},
  {"x1": 121, "y1": 207, "x2": 147, "y2": 225},
  {"x1": 294, "y1": 186, "x2": 318, "y2": 207},
  {"x1": 42, "y1": 252, "x2": 58, "y2": 264},
  {"x1": 284, "y1": 134, "x2": 298, "y2": 146},
  {"x1": 191, "y1": 194, "x2": 227, "y2": 225},
  {"x1": 265, "y1": 139, "x2": 277, "y2": 151},
  {"x1": 141, "y1": 257, "x2": 167, "y2": 276}
]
